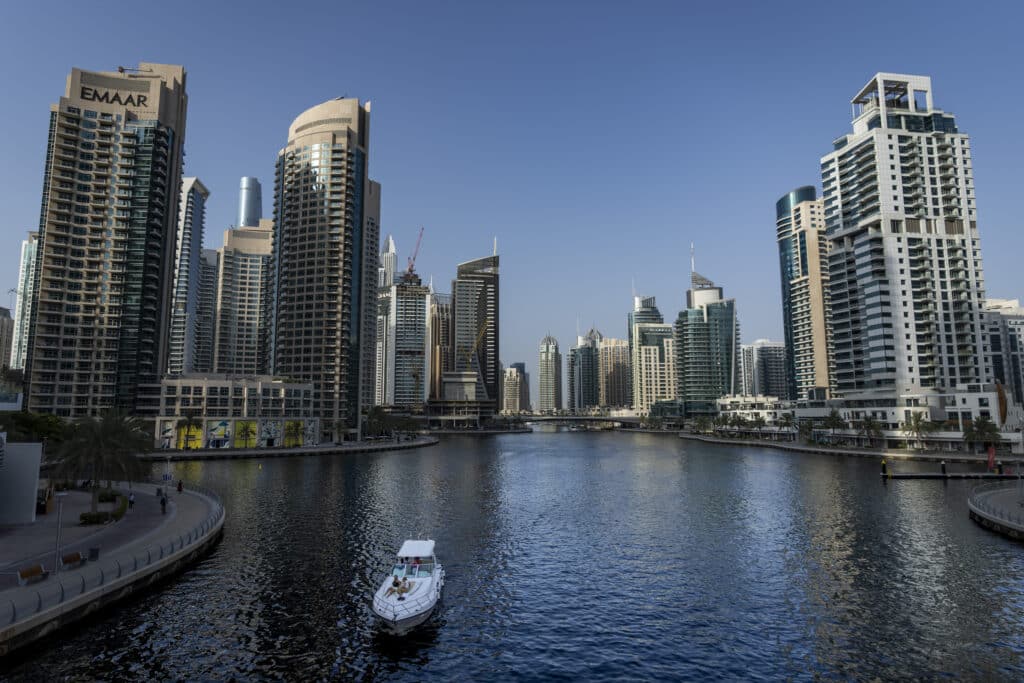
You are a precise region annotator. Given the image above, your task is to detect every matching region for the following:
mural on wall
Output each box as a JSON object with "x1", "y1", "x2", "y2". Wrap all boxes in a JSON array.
[
  {"x1": 207, "y1": 420, "x2": 232, "y2": 449},
  {"x1": 259, "y1": 420, "x2": 282, "y2": 448},
  {"x1": 283, "y1": 420, "x2": 304, "y2": 447},
  {"x1": 177, "y1": 425, "x2": 202, "y2": 450},
  {"x1": 234, "y1": 420, "x2": 258, "y2": 448},
  {"x1": 158, "y1": 420, "x2": 177, "y2": 449},
  {"x1": 304, "y1": 418, "x2": 320, "y2": 447}
]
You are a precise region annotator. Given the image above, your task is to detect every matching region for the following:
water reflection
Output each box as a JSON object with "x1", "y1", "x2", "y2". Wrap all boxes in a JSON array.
[{"x1": 5, "y1": 432, "x2": 1024, "y2": 680}]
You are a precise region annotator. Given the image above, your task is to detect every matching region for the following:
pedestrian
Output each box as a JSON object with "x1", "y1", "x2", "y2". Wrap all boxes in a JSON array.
[
  {"x1": 177, "y1": 479, "x2": 183, "y2": 494},
  {"x1": 160, "y1": 495, "x2": 167, "y2": 515},
  {"x1": 128, "y1": 493, "x2": 135, "y2": 510}
]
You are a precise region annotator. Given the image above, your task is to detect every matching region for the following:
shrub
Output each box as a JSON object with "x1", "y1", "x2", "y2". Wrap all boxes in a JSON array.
[
  {"x1": 98, "y1": 489, "x2": 118, "y2": 503},
  {"x1": 80, "y1": 511, "x2": 112, "y2": 525},
  {"x1": 111, "y1": 494, "x2": 128, "y2": 521}
]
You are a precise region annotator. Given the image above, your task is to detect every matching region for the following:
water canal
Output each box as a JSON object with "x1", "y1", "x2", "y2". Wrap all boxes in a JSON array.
[{"x1": 5, "y1": 430, "x2": 1024, "y2": 680}]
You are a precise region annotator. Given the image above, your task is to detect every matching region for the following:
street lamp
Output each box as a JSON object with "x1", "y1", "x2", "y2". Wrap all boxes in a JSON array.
[{"x1": 53, "y1": 491, "x2": 68, "y2": 573}]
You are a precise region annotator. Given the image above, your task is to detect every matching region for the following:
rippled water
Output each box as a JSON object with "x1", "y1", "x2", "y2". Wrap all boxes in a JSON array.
[{"x1": 6, "y1": 430, "x2": 1024, "y2": 680}]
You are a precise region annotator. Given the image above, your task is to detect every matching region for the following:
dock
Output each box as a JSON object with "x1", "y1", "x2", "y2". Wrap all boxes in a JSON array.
[{"x1": 882, "y1": 472, "x2": 1020, "y2": 480}]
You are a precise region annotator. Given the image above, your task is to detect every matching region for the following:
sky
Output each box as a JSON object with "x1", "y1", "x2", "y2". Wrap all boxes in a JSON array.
[{"x1": 2, "y1": 1, "x2": 1023, "y2": 405}]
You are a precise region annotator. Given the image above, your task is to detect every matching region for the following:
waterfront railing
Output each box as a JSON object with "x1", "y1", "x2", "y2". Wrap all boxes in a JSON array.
[
  {"x1": 2, "y1": 484, "x2": 224, "y2": 628},
  {"x1": 967, "y1": 482, "x2": 1024, "y2": 532}
]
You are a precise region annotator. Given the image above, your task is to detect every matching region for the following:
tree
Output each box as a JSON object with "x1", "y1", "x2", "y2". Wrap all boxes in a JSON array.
[
  {"x1": 729, "y1": 414, "x2": 748, "y2": 432},
  {"x1": 693, "y1": 416, "x2": 712, "y2": 434},
  {"x1": 778, "y1": 412, "x2": 795, "y2": 441},
  {"x1": 751, "y1": 415, "x2": 767, "y2": 438},
  {"x1": 55, "y1": 411, "x2": 151, "y2": 514},
  {"x1": 900, "y1": 412, "x2": 937, "y2": 450},
  {"x1": 0, "y1": 411, "x2": 68, "y2": 450},
  {"x1": 713, "y1": 415, "x2": 729, "y2": 432},
  {"x1": 237, "y1": 421, "x2": 256, "y2": 449},
  {"x1": 823, "y1": 409, "x2": 847, "y2": 443},
  {"x1": 857, "y1": 416, "x2": 883, "y2": 448},
  {"x1": 177, "y1": 411, "x2": 203, "y2": 450},
  {"x1": 284, "y1": 421, "x2": 304, "y2": 448},
  {"x1": 798, "y1": 420, "x2": 814, "y2": 444},
  {"x1": 963, "y1": 416, "x2": 1001, "y2": 455}
]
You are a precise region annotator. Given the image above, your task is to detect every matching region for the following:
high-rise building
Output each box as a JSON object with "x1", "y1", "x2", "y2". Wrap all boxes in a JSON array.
[
  {"x1": 451, "y1": 254, "x2": 499, "y2": 411},
  {"x1": 213, "y1": 220, "x2": 273, "y2": 374},
  {"x1": 237, "y1": 176, "x2": 262, "y2": 227},
  {"x1": 632, "y1": 322, "x2": 676, "y2": 413},
  {"x1": 10, "y1": 232, "x2": 39, "y2": 369},
  {"x1": 984, "y1": 299, "x2": 1024, "y2": 405},
  {"x1": 740, "y1": 339, "x2": 788, "y2": 398},
  {"x1": 502, "y1": 365, "x2": 528, "y2": 414},
  {"x1": 776, "y1": 186, "x2": 833, "y2": 399},
  {"x1": 0, "y1": 308, "x2": 13, "y2": 371},
  {"x1": 674, "y1": 272, "x2": 739, "y2": 416},
  {"x1": 194, "y1": 249, "x2": 219, "y2": 373},
  {"x1": 428, "y1": 292, "x2": 452, "y2": 400},
  {"x1": 379, "y1": 273, "x2": 431, "y2": 408},
  {"x1": 598, "y1": 337, "x2": 631, "y2": 408},
  {"x1": 822, "y1": 74, "x2": 989, "y2": 400},
  {"x1": 271, "y1": 98, "x2": 380, "y2": 434},
  {"x1": 378, "y1": 234, "x2": 397, "y2": 288},
  {"x1": 538, "y1": 335, "x2": 562, "y2": 412},
  {"x1": 510, "y1": 361, "x2": 530, "y2": 412},
  {"x1": 25, "y1": 63, "x2": 188, "y2": 417},
  {"x1": 568, "y1": 328, "x2": 602, "y2": 413},
  {"x1": 167, "y1": 177, "x2": 209, "y2": 377}
]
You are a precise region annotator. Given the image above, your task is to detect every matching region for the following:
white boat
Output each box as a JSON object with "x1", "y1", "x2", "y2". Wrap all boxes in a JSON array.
[{"x1": 371, "y1": 539, "x2": 444, "y2": 633}]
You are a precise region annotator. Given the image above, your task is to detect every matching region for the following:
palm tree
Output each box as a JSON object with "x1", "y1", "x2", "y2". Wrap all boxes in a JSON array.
[
  {"x1": 693, "y1": 416, "x2": 712, "y2": 434},
  {"x1": 963, "y1": 416, "x2": 1001, "y2": 455},
  {"x1": 900, "y1": 412, "x2": 937, "y2": 450},
  {"x1": 55, "y1": 411, "x2": 151, "y2": 514},
  {"x1": 284, "y1": 421, "x2": 304, "y2": 448},
  {"x1": 778, "y1": 412, "x2": 795, "y2": 442},
  {"x1": 857, "y1": 416, "x2": 883, "y2": 448},
  {"x1": 798, "y1": 420, "x2": 814, "y2": 444},
  {"x1": 713, "y1": 415, "x2": 729, "y2": 433},
  {"x1": 177, "y1": 411, "x2": 203, "y2": 450},
  {"x1": 751, "y1": 415, "x2": 767, "y2": 438},
  {"x1": 237, "y1": 421, "x2": 256, "y2": 449},
  {"x1": 823, "y1": 409, "x2": 847, "y2": 444}
]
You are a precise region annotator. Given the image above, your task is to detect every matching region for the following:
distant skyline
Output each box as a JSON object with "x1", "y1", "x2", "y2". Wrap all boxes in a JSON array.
[{"x1": 3, "y1": 1, "x2": 1023, "y2": 404}]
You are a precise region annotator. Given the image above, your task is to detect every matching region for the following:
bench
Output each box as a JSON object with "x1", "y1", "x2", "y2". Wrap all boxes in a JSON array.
[
  {"x1": 60, "y1": 551, "x2": 87, "y2": 570},
  {"x1": 17, "y1": 564, "x2": 49, "y2": 586}
]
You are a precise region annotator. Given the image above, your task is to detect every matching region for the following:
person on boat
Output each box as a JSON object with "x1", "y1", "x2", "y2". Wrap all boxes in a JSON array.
[
  {"x1": 411, "y1": 557, "x2": 420, "y2": 571},
  {"x1": 385, "y1": 575, "x2": 402, "y2": 597}
]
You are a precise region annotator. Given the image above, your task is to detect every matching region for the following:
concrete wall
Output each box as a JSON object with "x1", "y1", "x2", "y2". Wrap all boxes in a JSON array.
[{"x1": 0, "y1": 441, "x2": 42, "y2": 524}]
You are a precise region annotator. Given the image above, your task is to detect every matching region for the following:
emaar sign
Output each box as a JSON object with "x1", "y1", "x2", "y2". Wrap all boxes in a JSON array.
[{"x1": 80, "y1": 86, "x2": 149, "y2": 107}]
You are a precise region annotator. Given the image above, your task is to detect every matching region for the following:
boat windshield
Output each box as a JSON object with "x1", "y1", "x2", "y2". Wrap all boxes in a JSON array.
[{"x1": 391, "y1": 564, "x2": 406, "y2": 577}]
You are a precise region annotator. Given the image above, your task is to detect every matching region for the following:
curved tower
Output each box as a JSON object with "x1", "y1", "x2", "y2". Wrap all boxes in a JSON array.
[{"x1": 238, "y1": 176, "x2": 262, "y2": 227}]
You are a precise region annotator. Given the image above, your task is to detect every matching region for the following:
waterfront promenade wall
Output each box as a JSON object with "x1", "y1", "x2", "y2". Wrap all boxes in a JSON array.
[
  {"x1": 968, "y1": 483, "x2": 1024, "y2": 541},
  {"x1": 0, "y1": 484, "x2": 224, "y2": 658},
  {"x1": 138, "y1": 435, "x2": 440, "y2": 462}
]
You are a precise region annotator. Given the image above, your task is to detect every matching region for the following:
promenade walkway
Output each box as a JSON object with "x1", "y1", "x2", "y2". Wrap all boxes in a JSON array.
[
  {"x1": 968, "y1": 483, "x2": 1024, "y2": 541},
  {"x1": 138, "y1": 435, "x2": 439, "y2": 462},
  {"x1": 0, "y1": 482, "x2": 223, "y2": 655}
]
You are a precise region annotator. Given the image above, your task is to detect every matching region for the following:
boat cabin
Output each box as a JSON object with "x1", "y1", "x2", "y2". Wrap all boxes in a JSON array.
[{"x1": 391, "y1": 540, "x2": 436, "y2": 579}]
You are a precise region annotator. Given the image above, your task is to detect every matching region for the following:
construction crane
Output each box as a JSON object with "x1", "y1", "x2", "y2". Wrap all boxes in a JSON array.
[{"x1": 403, "y1": 226, "x2": 425, "y2": 280}]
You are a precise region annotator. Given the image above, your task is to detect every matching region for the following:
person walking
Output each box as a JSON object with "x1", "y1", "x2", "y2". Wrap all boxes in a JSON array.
[
  {"x1": 160, "y1": 495, "x2": 167, "y2": 515},
  {"x1": 177, "y1": 479, "x2": 183, "y2": 494},
  {"x1": 128, "y1": 493, "x2": 135, "y2": 511}
]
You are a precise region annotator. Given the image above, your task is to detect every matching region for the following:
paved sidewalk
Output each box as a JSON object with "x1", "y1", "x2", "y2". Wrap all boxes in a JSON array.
[{"x1": 0, "y1": 483, "x2": 209, "y2": 591}]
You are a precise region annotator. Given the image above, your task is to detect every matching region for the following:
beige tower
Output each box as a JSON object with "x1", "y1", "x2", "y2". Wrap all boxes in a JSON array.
[
  {"x1": 26, "y1": 63, "x2": 187, "y2": 417},
  {"x1": 214, "y1": 219, "x2": 274, "y2": 374},
  {"x1": 271, "y1": 99, "x2": 380, "y2": 437}
]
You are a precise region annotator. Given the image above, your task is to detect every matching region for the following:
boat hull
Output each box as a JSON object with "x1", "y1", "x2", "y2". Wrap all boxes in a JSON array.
[{"x1": 375, "y1": 601, "x2": 437, "y2": 634}]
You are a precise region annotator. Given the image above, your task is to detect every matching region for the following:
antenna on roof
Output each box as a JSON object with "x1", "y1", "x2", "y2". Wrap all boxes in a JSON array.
[
  {"x1": 690, "y1": 242, "x2": 695, "y2": 275},
  {"x1": 493, "y1": 236, "x2": 497, "y2": 256}
]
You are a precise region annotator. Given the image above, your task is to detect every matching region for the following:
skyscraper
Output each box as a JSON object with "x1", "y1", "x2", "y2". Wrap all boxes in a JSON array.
[
  {"x1": 167, "y1": 177, "x2": 209, "y2": 376},
  {"x1": 213, "y1": 220, "x2": 273, "y2": 374},
  {"x1": 538, "y1": 335, "x2": 562, "y2": 412},
  {"x1": 25, "y1": 63, "x2": 188, "y2": 417},
  {"x1": 568, "y1": 328, "x2": 602, "y2": 413},
  {"x1": 271, "y1": 98, "x2": 380, "y2": 434},
  {"x1": 10, "y1": 232, "x2": 38, "y2": 369},
  {"x1": 379, "y1": 273, "x2": 431, "y2": 408},
  {"x1": 776, "y1": 186, "x2": 833, "y2": 399},
  {"x1": 502, "y1": 365, "x2": 528, "y2": 414},
  {"x1": 598, "y1": 337, "x2": 631, "y2": 408},
  {"x1": 194, "y1": 249, "x2": 219, "y2": 373},
  {"x1": 428, "y1": 292, "x2": 453, "y2": 400},
  {"x1": 674, "y1": 271, "x2": 739, "y2": 416},
  {"x1": 510, "y1": 361, "x2": 530, "y2": 412},
  {"x1": 632, "y1": 322, "x2": 676, "y2": 413},
  {"x1": 740, "y1": 339, "x2": 788, "y2": 398},
  {"x1": 451, "y1": 254, "x2": 500, "y2": 410},
  {"x1": 822, "y1": 73, "x2": 989, "y2": 399},
  {"x1": 374, "y1": 234, "x2": 397, "y2": 405},
  {"x1": 237, "y1": 176, "x2": 262, "y2": 228},
  {"x1": 984, "y1": 299, "x2": 1024, "y2": 405},
  {"x1": 0, "y1": 308, "x2": 12, "y2": 371},
  {"x1": 378, "y1": 234, "x2": 397, "y2": 288}
]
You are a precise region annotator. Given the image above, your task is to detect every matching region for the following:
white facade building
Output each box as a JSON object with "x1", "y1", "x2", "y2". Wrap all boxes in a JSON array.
[
  {"x1": 167, "y1": 177, "x2": 209, "y2": 376},
  {"x1": 9, "y1": 233, "x2": 38, "y2": 369},
  {"x1": 632, "y1": 322, "x2": 676, "y2": 414}
]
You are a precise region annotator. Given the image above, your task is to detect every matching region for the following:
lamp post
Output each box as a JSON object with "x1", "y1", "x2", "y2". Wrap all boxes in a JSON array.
[{"x1": 53, "y1": 491, "x2": 68, "y2": 573}]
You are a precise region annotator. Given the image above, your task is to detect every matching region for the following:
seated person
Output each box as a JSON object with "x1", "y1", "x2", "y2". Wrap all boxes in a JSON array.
[{"x1": 385, "y1": 575, "x2": 402, "y2": 597}]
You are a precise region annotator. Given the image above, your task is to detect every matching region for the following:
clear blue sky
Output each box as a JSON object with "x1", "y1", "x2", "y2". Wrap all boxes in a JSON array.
[{"x1": 2, "y1": 1, "x2": 1022, "y2": 402}]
